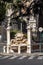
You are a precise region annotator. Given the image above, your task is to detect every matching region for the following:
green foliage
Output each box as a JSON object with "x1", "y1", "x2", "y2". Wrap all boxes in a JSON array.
[
  {"x1": 10, "y1": 30, "x2": 21, "y2": 39},
  {"x1": 3, "y1": 0, "x2": 13, "y2": 3},
  {"x1": 0, "y1": 2, "x2": 6, "y2": 21},
  {"x1": 14, "y1": 0, "x2": 21, "y2": 3},
  {"x1": 33, "y1": 3, "x2": 40, "y2": 14}
]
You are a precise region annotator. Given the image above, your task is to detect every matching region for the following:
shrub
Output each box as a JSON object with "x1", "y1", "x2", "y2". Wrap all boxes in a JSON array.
[{"x1": 10, "y1": 30, "x2": 21, "y2": 39}]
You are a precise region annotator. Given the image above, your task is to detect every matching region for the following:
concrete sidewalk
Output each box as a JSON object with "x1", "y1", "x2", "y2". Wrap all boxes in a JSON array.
[{"x1": 0, "y1": 52, "x2": 43, "y2": 56}]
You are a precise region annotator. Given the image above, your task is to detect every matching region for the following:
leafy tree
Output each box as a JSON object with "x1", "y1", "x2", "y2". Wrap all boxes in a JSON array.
[
  {"x1": 0, "y1": 2, "x2": 6, "y2": 22},
  {"x1": 0, "y1": 0, "x2": 43, "y2": 23},
  {"x1": 0, "y1": 0, "x2": 43, "y2": 41},
  {"x1": 2, "y1": 0, "x2": 13, "y2": 3},
  {"x1": 12, "y1": 0, "x2": 33, "y2": 22}
]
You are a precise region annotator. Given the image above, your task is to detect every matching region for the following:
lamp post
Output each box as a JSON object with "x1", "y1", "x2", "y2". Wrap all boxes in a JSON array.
[
  {"x1": 7, "y1": 20, "x2": 11, "y2": 53},
  {"x1": 22, "y1": 16, "x2": 31, "y2": 53},
  {"x1": 39, "y1": 27, "x2": 43, "y2": 52},
  {"x1": 6, "y1": 4, "x2": 13, "y2": 53},
  {"x1": 27, "y1": 25, "x2": 31, "y2": 53}
]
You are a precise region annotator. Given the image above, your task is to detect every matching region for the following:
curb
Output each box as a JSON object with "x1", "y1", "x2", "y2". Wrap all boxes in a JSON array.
[{"x1": 0, "y1": 53, "x2": 43, "y2": 56}]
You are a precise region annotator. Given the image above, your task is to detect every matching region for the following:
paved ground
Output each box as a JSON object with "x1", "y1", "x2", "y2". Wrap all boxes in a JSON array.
[
  {"x1": 0, "y1": 42, "x2": 43, "y2": 65},
  {"x1": 0, "y1": 54, "x2": 43, "y2": 60},
  {"x1": 0, "y1": 55, "x2": 43, "y2": 65}
]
